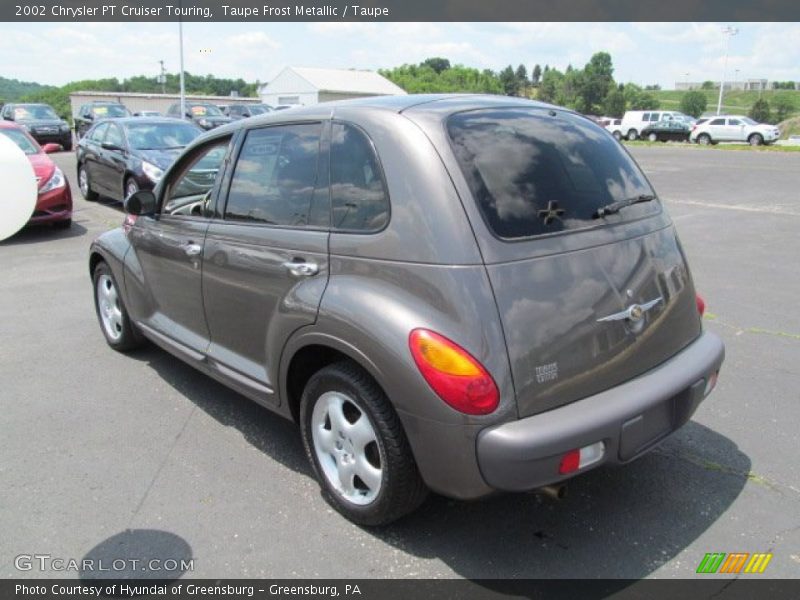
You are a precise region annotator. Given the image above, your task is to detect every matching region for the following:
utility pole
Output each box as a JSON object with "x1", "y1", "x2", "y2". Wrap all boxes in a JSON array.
[
  {"x1": 716, "y1": 26, "x2": 739, "y2": 115},
  {"x1": 178, "y1": 2, "x2": 186, "y2": 119},
  {"x1": 158, "y1": 60, "x2": 166, "y2": 94}
]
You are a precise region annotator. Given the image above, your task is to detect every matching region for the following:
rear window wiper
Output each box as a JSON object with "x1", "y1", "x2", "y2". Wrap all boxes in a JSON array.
[{"x1": 593, "y1": 194, "x2": 656, "y2": 218}]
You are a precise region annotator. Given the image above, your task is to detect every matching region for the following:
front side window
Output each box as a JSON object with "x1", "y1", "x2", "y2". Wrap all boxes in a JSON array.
[
  {"x1": 224, "y1": 124, "x2": 322, "y2": 226},
  {"x1": 88, "y1": 123, "x2": 109, "y2": 142},
  {"x1": 642, "y1": 113, "x2": 650, "y2": 121},
  {"x1": 447, "y1": 108, "x2": 658, "y2": 240},
  {"x1": 330, "y1": 123, "x2": 389, "y2": 232},
  {"x1": 104, "y1": 124, "x2": 124, "y2": 147},
  {"x1": 728, "y1": 119, "x2": 742, "y2": 126},
  {"x1": 162, "y1": 139, "x2": 230, "y2": 217}
]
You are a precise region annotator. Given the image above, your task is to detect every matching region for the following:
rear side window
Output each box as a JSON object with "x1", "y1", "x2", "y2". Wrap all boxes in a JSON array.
[
  {"x1": 709, "y1": 118, "x2": 726, "y2": 126},
  {"x1": 224, "y1": 123, "x2": 322, "y2": 227},
  {"x1": 330, "y1": 123, "x2": 389, "y2": 232},
  {"x1": 447, "y1": 108, "x2": 658, "y2": 240}
]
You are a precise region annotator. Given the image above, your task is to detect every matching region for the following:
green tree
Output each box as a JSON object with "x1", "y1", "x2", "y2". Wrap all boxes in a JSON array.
[
  {"x1": 538, "y1": 68, "x2": 564, "y2": 103},
  {"x1": 578, "y1": 51, "x2": 615, "y2": 114},
  {"x1": 749, "y1": 98, "x2": 771, "y2": 123},
  {"x1": 623, "y1": 83, "x2": 660, "y2": 110},
  {"x1": 771, "y1": 95, "x2": 795, "y2": 123},
  {"x1": 515, "y1": 64, "x2": 528, "y2": 88},
  {"x1": 531, "y1": 64, "x2": 542, "y2": 86},
  {"x1": 701, "y1": 81, "x2": 715, "y2": 90},
  {"x1": 679, "y1": 91, "x2": 708, "y2": 118},
  {"x1": 422, "y1": 57, "x2": 451, "y2": 74},
  {"x1": 603, "y1": 85, "x2": 626, "y2": 117},
  {"x1": 499, "y1": 65, "x2": 519, "y2": 96}
]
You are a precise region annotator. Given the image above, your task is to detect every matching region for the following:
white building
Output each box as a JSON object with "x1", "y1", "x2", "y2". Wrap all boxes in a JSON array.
[
  {"x1": 69, "y1": 91, "x2": 261, "y2": 118},
  {"x1": 259, "y1": 67, "x2": 406, "y2": 107}
]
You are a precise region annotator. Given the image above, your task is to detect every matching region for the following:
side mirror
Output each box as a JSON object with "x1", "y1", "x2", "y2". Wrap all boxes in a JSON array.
[
  {"x1": 101, "y1": 141, "x2": 122, "y2": 151},
  {"x1": 124, "y1": 190, "x2": 156, "y2": 216},
  {"x1": 41, "y1": 143, "x2": 62, "y2": 154},
  {"x1": 85, "y1": 113, "x2": 94, "y2": 121}
]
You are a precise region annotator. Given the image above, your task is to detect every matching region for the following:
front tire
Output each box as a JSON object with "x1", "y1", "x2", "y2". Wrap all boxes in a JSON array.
[
  {"x1": 748, "y1": 133, "x2": 764, "y2": 146},
  {"x1": 92, "y1": 262, "x2": 144, "y2": 352},
  {"x1": 300, "y1": 361, "x2": 427, "y2": 526},
  {"x1": 78, "y1": 164, "x2": 98, "y2": 201}
]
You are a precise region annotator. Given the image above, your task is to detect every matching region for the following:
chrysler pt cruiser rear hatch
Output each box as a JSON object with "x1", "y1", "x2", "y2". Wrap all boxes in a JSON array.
[{"x1": 445, "y1": 107, "x2": 702, "y2": 417}]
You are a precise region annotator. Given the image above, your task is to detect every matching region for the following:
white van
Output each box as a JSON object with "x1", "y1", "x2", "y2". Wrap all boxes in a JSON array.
[{"x1": 608, "y1": 110, "x2": 684, "y2": 141}]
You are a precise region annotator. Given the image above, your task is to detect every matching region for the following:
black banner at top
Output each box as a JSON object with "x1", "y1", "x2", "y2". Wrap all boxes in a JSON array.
[{"x1": 3, "y1": 0, "x2": 800, "y2": 22}]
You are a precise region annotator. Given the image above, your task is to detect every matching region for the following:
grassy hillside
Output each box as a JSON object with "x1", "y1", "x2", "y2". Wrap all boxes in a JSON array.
[
  {"x1": 0, "y1": 76, "x2": 55, "y2": 104},
  {"x1": 653, "y1": 89, "x2": 800, "y2": 119}
]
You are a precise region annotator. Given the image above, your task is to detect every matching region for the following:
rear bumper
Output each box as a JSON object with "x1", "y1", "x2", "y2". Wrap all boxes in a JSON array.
[{"x1": 476, "y1": 331, "x2": 725, "y2": 492}]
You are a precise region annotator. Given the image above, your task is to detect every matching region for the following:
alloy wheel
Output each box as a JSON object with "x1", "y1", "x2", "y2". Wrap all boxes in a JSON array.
[
  {"x1": 96, "y1": 274, "x2": 123, "y2": 341},
  {"x1": 311, "y1": 391, "x2": 383, "y2": 506}
]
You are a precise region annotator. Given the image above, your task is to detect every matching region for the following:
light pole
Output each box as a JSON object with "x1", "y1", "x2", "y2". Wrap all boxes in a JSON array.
[
  {"x1": 734, "y1": 68, "x2": 740, "y2": 91},
  {"x1": 716, "y1": 26, "x2": 739, "y2": 115},
  {"x1": 178, "y1": 0, "x2": 186, "y2": 119},
  {"x1": 684, "y1": 72, "x2": 690, "y2": 89}
]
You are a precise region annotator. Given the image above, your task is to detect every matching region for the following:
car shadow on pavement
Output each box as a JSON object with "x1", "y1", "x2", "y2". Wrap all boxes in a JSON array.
[
  {"x1": 127, "y1": 345, "x2": 749, "y2": 582},
  {"x1": 368, "y1": 420, "x2": 750, "y2": 581},
  {"x1": 130, "y1": 346, "x2": 312, "y2": 477},
  {"x1": 0, "y1": 221, "x2": 88, "y2": 245}
]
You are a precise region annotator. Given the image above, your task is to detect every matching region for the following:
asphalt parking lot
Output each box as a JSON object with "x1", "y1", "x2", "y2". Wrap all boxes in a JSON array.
[{"x1": 1, "y1": 146, "x2": 799, "y2": 581}]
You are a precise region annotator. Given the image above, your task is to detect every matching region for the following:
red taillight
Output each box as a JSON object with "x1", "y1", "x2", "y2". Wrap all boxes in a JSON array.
[
  {"x1": 559, "y1": 449, "x2": 581, "y2": 475},
  {"x1": 409, "y1": 329, "x2": 499, "y2": 415},
  {"x1": 696, "y1": 293, "x2": 706, "y2": 317}
]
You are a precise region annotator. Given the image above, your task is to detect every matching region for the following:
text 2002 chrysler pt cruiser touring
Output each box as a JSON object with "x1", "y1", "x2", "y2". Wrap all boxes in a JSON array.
[{"x1": 89, "y1": 95, "x2": 725, "y2": 525}]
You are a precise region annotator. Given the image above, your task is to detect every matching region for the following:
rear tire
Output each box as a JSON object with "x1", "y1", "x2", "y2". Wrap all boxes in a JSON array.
[
  {"x1": 697, "y1": 134, "x2": 711, "y2": 146},
  {"x1": 62, "y1": 139, "x2": 73, "y2": 152},
  {"x1": 627, "y1": 129, "x2": 638, "y2": 141},
  {"x1": 78, "y1": 164, "x2": 98, "y2": 201},
  {"x1": 647, "y1": 132, "x2": 658, "y2": 142},
  {"x1": 300, "y1": 361, "x2": 428, "y2": 526},
  {"x1": 612, "y1": 131, "x2": 623, "y2": 141},
  {"x1": 92, "y1": 261, "x2": 144, "y2": 352}
]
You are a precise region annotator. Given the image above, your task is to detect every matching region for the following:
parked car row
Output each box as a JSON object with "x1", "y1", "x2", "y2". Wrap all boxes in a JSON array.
[
  {"x1": 1, "y1": 103, "x2": 73, "y2": 150},
  {"x1": 602, "y1": 109, "x2": 779, "y2": 146}
]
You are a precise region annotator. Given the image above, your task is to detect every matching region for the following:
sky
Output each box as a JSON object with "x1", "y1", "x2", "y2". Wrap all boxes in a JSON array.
[{"x1": 0, "y1": 22, "x2": 798, "y2": 89}]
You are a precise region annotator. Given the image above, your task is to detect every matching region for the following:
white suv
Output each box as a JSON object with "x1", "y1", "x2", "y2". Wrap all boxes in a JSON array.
[
  {"x1": 608, "y1": 110, "x2": 686, "y2": 141},
  {"x1": 690, "y1": 115, "x2": 780, "y2": 146}
]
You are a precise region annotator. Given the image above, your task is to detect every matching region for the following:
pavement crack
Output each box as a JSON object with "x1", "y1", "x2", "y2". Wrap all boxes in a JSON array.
[
  {"x1": 128, "y1": 404, "x2": 197, "y2": 526},
  {"x1": 703, "y1": 315, "x2": 800, "y2": 343},
  {"x1": 653, "y1": 448, "x2": 800, "y2": 499}
]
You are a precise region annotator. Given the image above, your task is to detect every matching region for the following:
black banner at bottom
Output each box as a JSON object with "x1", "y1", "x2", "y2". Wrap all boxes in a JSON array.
[{"x1": 3, "y1": 579, "x2": 800, "y2": 600}]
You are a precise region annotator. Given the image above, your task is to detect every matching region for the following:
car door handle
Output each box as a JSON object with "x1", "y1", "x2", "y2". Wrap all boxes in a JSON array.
[
  {"x1": 282, "y1": 260, "x2": 319, "y2": 277},
  {"x1": 182, "y1": 242, "x2": 203, "y2": 257}
]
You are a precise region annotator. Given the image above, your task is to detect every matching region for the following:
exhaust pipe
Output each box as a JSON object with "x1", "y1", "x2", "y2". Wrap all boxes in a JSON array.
[{"x1": 538, "y1": 484, "x2": 567, "y2": 500}]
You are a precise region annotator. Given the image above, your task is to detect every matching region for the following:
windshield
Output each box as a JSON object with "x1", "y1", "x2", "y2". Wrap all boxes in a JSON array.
[
  {"x1": 447, "y1": 108, "x2": 658, "y2": 239},
  {"x1": 14, "y1": 105, "x2": 59, "y2": 120},
  {"x1": 189, "y1": 104, "x2": 223, "y2": 117},
  {"x1": 741, "y1": 117, "x2": 758, "y2": 125},
  {"x1": 0, "y1": 128, "x2": 39, "y2": 154},
  {"x1": 124, "y1": 122, "x2": 202, "y2": 150},
  {"x1": 92, "y1": 104, "x2": 130, "y2": 118}
]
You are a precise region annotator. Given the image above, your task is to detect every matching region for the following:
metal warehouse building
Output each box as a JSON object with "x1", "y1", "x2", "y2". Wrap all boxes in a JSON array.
[
  {"x1": 259, "y1": 67, "x2": 406, "y2": 107},
  {"x1": 68, "y1": 91, "x2": 262, "y2": 118}
]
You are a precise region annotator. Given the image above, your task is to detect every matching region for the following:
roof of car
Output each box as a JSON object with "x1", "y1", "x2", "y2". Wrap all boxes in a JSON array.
[
  {"x1": 93, "y1": 117, "x2": 197, "y2": 126},
  {"x1": 0, "y1": 120, "x2": 25, "y2": 129}
]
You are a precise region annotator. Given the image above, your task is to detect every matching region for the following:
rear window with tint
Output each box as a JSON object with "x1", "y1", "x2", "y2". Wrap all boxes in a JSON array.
[{"x1": 447, "y1": 108, "x2": 658, "y2": 239}]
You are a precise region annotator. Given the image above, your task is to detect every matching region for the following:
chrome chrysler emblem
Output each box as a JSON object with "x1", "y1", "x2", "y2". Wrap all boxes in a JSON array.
[
  {"x1": 538, "y1": 201, "x2": 565, "y2": 225},
  {"x1": 597, "y1": 297, "x2": 663, "y2": 323}
]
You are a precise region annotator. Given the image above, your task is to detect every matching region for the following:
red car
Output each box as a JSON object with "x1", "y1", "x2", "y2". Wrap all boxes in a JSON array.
[{"x1": 0, "y1": 121, "x2": 72, "y2": 228}]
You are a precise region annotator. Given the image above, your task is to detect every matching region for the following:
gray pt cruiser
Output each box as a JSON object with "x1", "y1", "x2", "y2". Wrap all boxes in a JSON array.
[{"x1": 89, "y1": 94, "x2": 725, "y2": 525}]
